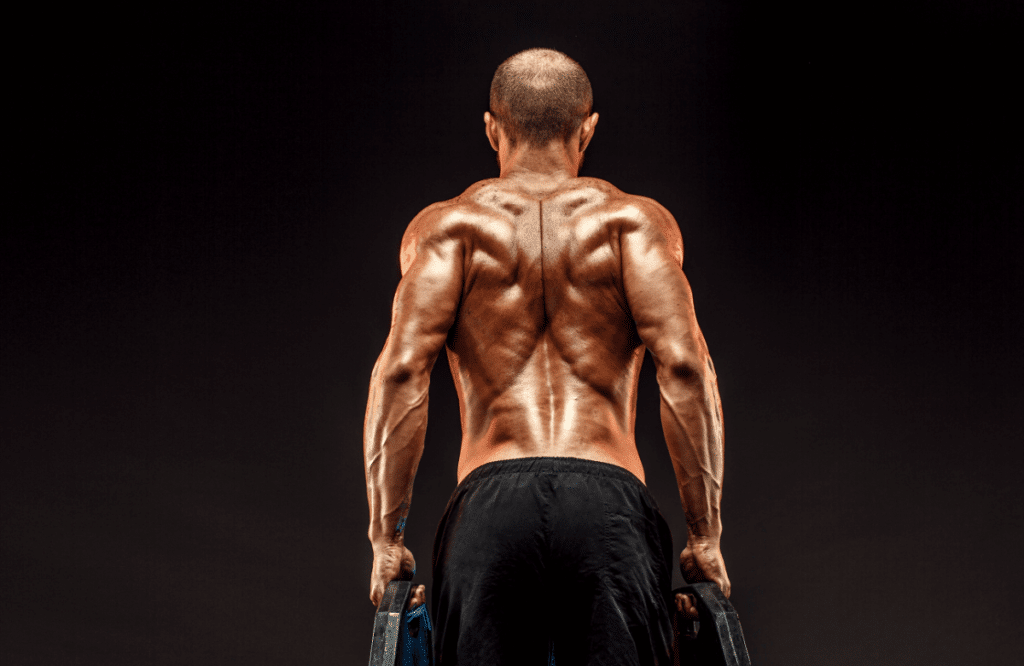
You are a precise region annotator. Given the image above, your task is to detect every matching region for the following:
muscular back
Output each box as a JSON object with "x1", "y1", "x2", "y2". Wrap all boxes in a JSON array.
[{"x1": 396, "y1": 177, "x2": 687, "y2": 482}]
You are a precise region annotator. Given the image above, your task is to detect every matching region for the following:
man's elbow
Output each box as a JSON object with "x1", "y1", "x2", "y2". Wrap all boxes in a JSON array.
[
  {"x1": 374, "y1": 355, "x2": 431, "y2": 387},
  {"x1": 663, "y1": 360, "x2": 704, "y2": 384},
  {"x1": 656, "y1": 348, "x2": 714, "y2": 386}
]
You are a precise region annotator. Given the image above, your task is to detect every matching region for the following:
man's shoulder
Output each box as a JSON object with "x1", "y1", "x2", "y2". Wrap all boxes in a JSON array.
[
  {"x1": 564, "y1": 180, "x2": 683, "y2": 265},
  {"x1": 398, "y1": 180, "x2": 513, "y2": 271},
  {"x1": 410, "y1": 178, "x2": 514, "y2": 224},
  {"x1": 561, "y1": 179, "x2": 678, "y2": 233}
]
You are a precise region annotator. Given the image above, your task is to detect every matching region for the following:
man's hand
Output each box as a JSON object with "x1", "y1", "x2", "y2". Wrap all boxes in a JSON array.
[
  {"x1": 369, "y1": 543, "x2": 417, "y2": 607},
  {"x1": 680, "y1": 537, "x2": 731, "y2": 598},
  {"x1": 407, "y1": 584, "x2": 426, "y2": 610},
  {"x1": 675, "y1": 592, "x2": 700, "y2": 619}
]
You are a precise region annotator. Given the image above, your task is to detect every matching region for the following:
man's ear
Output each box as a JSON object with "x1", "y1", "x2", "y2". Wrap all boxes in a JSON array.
[
  {"x1": 579, "y1": 112, "x2": 599, "y2": 152},
  {"x1": 484, "y1": 111, "x2": 500, "y2": 151}
]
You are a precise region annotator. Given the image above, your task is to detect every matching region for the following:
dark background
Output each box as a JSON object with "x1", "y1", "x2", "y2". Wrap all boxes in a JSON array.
[{"x1": 3, "y1": 1, "x2": 1021, "y2": 664}]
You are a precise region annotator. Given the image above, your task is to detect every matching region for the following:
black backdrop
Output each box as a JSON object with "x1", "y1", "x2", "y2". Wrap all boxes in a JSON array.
[{"x1": 3, "y1": 1, "x2": 1021, "y2": 664}]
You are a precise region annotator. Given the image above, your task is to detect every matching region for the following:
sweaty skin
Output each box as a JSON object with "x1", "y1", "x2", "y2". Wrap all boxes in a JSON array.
[{"x1": 365, "y1": 112, "x2": 729, "y2": 610}]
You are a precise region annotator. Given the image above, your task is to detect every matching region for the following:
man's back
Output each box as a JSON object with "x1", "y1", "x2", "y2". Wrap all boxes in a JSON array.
[{"x1": 405, "y1": 177, "x2": 679, "y2": 482}]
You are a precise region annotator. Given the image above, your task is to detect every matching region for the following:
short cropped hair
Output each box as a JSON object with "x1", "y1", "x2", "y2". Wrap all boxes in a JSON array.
[{"x1": 489, "y1": 48, "x2": 593, "y2": 146}]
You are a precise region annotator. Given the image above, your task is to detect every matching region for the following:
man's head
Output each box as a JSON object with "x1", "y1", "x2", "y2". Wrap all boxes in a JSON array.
[{"x1": 488, "y1": 48, "x2": 593, "y2": 148}]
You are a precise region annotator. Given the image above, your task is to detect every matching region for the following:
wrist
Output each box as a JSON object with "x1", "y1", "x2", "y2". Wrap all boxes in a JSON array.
[
  {"x1": 685, "y1": 534, "x2": 721, "y2": 548},
  {"x1": 685, "y1": 519, "x2": 722, "y2": 544},
  {"x1": 368, "y1": 529, "x2": 405, "y2": 553}
]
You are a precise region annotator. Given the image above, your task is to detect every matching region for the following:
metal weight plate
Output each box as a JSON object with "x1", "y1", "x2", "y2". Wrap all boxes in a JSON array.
[{"x1": 673, "y1": 582, "x2": 751, "y2": 666}]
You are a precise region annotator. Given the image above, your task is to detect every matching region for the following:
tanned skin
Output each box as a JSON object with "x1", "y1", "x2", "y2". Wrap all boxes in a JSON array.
[{"x1": 365, "y1": 110, "x2": 730, "y2": 616}]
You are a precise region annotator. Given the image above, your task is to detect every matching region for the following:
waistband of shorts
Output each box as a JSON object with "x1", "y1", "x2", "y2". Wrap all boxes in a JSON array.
[{"x1": 457, "y1": 456, "x2": 647, "y2": 491}]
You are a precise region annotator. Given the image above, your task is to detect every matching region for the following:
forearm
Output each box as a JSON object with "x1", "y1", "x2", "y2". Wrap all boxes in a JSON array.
[
  {"x1": 657, "y1": 356, "x2": 724, "y2": 541},
  {"x1": 364, "y1": 354, "x2": 431, "y2": 550}
]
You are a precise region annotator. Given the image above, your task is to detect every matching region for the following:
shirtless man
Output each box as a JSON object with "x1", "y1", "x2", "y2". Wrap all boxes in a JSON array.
[{"x1": 365, "y1": 48, "x2": 730, "y2": 664}]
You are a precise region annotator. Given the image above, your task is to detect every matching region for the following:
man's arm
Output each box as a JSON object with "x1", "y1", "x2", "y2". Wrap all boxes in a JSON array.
[
  {"x1": 364, "y1": 207, "x2": 463, "y2": 605},
  {"x1": 620, "y1": 201, "x2": 730, "y2": 597}
]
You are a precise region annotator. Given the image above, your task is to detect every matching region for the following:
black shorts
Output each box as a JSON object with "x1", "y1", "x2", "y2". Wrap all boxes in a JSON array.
[{"x1": 431, "y1": 457, "x2": 675, "y2": 666}]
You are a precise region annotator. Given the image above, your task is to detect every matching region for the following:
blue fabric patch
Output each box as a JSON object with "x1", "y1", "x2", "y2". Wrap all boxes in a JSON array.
[{"x1": 399, "y1": 603, "x2": 433, "y2": 666}]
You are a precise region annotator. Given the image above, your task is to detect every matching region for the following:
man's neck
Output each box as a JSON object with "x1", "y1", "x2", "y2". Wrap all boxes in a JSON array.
[{"x1": 498, "y1": 140, "x2": 582, "y2": 193}]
